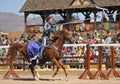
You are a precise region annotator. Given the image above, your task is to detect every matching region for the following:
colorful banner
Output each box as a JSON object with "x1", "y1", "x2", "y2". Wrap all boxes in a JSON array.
[
  {"x1": 104, "y1": 22, "x2": 110, "y2": 30},
  {"x1": 75, "y1": 24, "x2": 80, "y2": 31},
  {"x1": 110, "y1": 23, "x2": 114, "y2": 29}
]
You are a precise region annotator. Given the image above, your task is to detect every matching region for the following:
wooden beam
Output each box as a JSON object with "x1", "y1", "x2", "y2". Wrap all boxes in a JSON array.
[
  {"x1": 105, "y1": 10, "x2": 115, "y2": 14},
  {"x1": 107, "y1": 47, "x2": 120, "y2": 78},
  {"x1": 60, "y1": 12, "x2": 67, "y2": 20},
  {"x1": 82, "y1": 12, "x2": 91, "y2": 16},
  {"x1": 79, "y1": 44, "x2": 94, "y2": 79},
  {"x1": 87, "y1": 12, "x2": 92, "y2": 15},
  {"x1": 24, "y1": 12, "x2": 29, "y2": 32},
  {"x1": 40, "y1": 11, "x2": 50, "y2": 24},
  {"x1": 80, "y1": 0, "x2": 85, "y2": 5},
  {"x1": 105, "y1": 10, "x2": 115, "y2": 21},
  {"x1": 90, "y1": 0, "x2": 95, "y2": 4},
  {"x1": 66, "y1": 10, "x2": 74, "y2": 21},
  {"x1": 93, "y1": 9, "x2": 97, "y2": 30},
  {"x1": 94, "y1": 46, "x2": 109, "y2": 80},
  {"x1": 82, "y1": 12, "x2": 92, "y2": 22},
  {"x1": 41, "y1": 14, "x2": 46, "y2": 24},
  {"x1": 80, "y1": 0, "x2": 95, "y2": 5}
]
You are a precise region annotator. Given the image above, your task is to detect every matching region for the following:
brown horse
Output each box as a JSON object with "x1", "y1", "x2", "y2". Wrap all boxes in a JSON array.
[{"x1": 4, "y1": 29, "x2": 75, "y2": 80}]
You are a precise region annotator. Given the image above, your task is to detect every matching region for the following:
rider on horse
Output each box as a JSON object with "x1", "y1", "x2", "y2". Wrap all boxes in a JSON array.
[
  {"x1": 39, "y1": 16, "x2": 56, "y2": 58},
  {"x1": 27, "y1": 17, "x2": 56, "y2": 68}
]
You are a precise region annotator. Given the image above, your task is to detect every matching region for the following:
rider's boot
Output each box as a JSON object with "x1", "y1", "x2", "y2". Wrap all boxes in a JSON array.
[{"x1": 37, "y1": 47, "x2": 44, "y2": 60}]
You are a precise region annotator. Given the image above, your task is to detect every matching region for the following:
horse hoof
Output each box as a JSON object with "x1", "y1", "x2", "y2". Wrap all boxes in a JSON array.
[
  {"x1": 65, "y1": 73, "x2": 68, "y2": 81},
  {"x1": 34, "y1": 74, "x2": 39, "y2": 81},
  {"x1": 52, "y1": 75, "x2": 55, "y2": 78},
  {"x1": 36, "y1": 72, "x2": 41, "y2": 78},
  {"x1": 52, "y1": 72, "x2": 57, "y2": 77},
  {"x1": 65, "y1": 78, "x2": 69, "y2": 81},
  {"x1": 34, "y1": 76, "x2": 39, "y2": 81},
  {"x1": 35, "y1": 78, "x2": 39, "y2": 81}
]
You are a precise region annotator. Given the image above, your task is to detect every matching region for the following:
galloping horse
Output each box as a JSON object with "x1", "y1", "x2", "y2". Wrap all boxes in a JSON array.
[{"x1": 4, "y1": 29, "x2": 75, "y2": 80}]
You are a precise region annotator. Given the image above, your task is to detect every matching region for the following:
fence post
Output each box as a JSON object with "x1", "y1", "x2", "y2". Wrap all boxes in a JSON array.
[
  {"x1": 107, "y1": 46, "x2": 120, "y2": 78},
  {"x1": 23, "y1": 58, "x2": 26, "y2": 71},
  {"x1": 94, "y1": 46, "x2": 108, "y2": 79},
  {"x1": 79, "y1": 44, "x2": 94, "y2": 79}
]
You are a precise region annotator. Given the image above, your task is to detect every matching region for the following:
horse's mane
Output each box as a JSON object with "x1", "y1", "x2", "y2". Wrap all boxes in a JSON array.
[
  {"x1": 52, "y1": 31, "x2": 63, "y2": 42},
  {"x1": 52, "y1": 30, "x2": 70, "y2": 42}
]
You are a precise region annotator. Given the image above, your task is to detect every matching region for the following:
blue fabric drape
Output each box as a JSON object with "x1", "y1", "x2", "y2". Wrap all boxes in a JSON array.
[{"x1": 27, "y1": 41, "x2": 41, "y2": 59}]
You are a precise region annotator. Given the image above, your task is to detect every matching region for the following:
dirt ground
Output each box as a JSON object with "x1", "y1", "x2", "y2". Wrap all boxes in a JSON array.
[{"x1": 0, "y1": 69, "x2": 120, "y2": 84}]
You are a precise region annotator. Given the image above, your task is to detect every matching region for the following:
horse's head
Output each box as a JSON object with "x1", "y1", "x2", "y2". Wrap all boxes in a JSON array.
[
  {"x1": 52, "y1": 29, "x2": 75, "y2": 42},
  {"x1": 62, "y1": 29, "x2": 75, "y2": 42}
]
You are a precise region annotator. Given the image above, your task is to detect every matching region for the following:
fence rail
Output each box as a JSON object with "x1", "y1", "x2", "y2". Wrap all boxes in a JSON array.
[
  {"x1": 1, "y1": 44, "x2": 120, "y2": 79},
  {"x1": 0, "y1": 44, "x2": 120, "y2": 69},
  {"x1": 64, "y1": 44, "x2": 120, "y2": 47}
]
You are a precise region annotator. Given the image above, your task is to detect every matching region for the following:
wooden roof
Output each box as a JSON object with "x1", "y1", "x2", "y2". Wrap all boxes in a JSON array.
[{"x1": 20, "y1": 0, "x2": 120, "y2": 12}]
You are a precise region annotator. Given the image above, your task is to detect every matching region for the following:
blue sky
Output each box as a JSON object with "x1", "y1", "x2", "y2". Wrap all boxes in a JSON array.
[{"x1": 0, "y1": 0, "x2": 26, "y2": 15}]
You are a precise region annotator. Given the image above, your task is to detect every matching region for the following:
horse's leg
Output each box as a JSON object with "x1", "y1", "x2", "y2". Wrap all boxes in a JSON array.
[
  {"x1": 29, "y1": 64, "x2": 35, "y2": 77},
  {"x1": 30, "y1": 65, "x2": 40, "y2": 80},
  {"x1": 21, "y1": 50, "x2": 40, "y2": 80},
  {"x1": 51, "y1": 58, "x2": 60, "y2": 77},
  {"x1": 34, "y1": 65, "x2": 41, "y2": 79},
  {"x1": 58, "y1": 59, "x2": 68, "y2": 80},
  {"x1": 25, "y1": 58, "x2": 40, "y2": 80}
]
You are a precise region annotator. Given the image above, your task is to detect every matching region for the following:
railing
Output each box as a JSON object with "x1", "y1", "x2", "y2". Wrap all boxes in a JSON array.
[
  {"x1": 0, "y1": 44, "x2": 120, "y2": 70},
  {"x1": 0, "y1": 56, "x2": 85, "y2": 70}
]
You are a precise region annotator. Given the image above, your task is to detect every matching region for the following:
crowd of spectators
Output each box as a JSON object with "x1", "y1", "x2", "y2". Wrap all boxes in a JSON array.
[
  {"x1": 62, "y1": 30, "x2": 120, "y2": 68},
  {"x1": 0, "y1": 30, "x2": 120, "y2": 69},
  {"x1": 73, "y1": 30, "x2": 120, "y2": 44},
  {"x1": 0, "y1": 34, "x2": 9, "y2": 64},
  {"x1": 0, "y1": 32, "x2": 41, "y2": 64}
]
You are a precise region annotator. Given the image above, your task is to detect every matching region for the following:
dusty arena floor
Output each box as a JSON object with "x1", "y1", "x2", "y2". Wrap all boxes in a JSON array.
[{"x1": 0, "y1": 69, "x2": 120, "y2": 84}]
